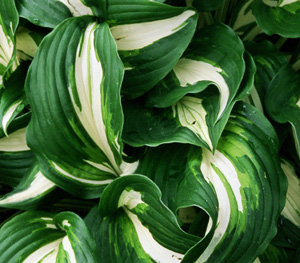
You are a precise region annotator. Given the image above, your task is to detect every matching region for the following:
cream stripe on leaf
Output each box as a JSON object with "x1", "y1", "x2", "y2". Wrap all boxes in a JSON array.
[
  {"x1": 97, "y1": 175, "x2": 200, "y2": 263},
  {"x1": 0, "y1": 0, "x2": 18, "y2": 88},
  {"x1": 123, "y1": 23, "x2": 253, "y2": 151},
  {"x1": 15, "y1": 0, "x2": 102, "y2": 28},
  {"x1": 96, "y1": 102, "x2": 286, "y2": 263},
  {"x1": 0, "y1": 114, "x2": 35, "y2": 188},
  {"x1": 0, "y1": 211, "x2": 97, "y2": 263},
  {"x1": 265, "y1": 65, "x2": 300, "y2": 161},
  {"x1": 181, "y1": 102, "x2": 286, "y2": 263},
  {"x1": 0, "y1": 162, "x2": 57, "y2": 210},
  {"x1": 252, "y1": 0, "x2": 300, "y2": 38},
  {"x1": 0, "y1": 63, "x2": 28, "y2": 135},
  {"x1": 128, "y1": 102, "x2": 285, "y2": 263},
  {"x1": 0, "y1": 127, "x2": 29, "y2": 152},
  {"x1": 25, "y1": 17, "x2": 136, "y2": 199},
  {"x1": 280, "y1": 159, "x2": 300, "y2": 228},
  {"x1": 107, "y1": 0, "x2": 198, "y2": 98}
]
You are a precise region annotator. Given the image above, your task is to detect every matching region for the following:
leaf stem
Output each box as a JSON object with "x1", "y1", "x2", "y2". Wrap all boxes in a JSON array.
[
  {"x1": 215, "y1": 0, "x2": 231, "y2": 23},
  {"x1": 275, "y1": 37, "x2": 287, "y2": 49},
  {"x1": 292, "y1": 59, "x2": 300, "y2": 72},
  {"x1": 242, "y1": 25, "x2": 262, "y2": 41},
  {"x1": 186, "y1": 0, "x2": 193, "y2": 7}
]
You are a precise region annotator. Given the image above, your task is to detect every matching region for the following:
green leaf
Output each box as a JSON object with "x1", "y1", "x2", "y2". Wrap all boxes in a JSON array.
[
  {"x1": 245, "y1": 40, "x2": 288, "y2": 102},
  {"x1": 273, "y1": 215, "x2": 300, "y2": 249},
  {"x1": 0, "y1": 0, "x2": 19, "y2": 87},
  {"x1": 107, "y1": 0, "x2": 190, "y2": 25},
  {"x1": 0, "y1": 63, "x2": 28, "y2": 135},
  {"x1": 25, "y1": 17, "x2": 137, "y2": 199},
  {"x1": 97, "y1": 174, "x2": 200, "y2": 263},
  {"x1": 133, "y1": 102, "x2": 286, "y2": 263},
  {"x1": 257, "y1": 244, "x2": 289, "y2": 263},
  {"x1": 146, "y1": 22, "x2": 246, "y2": 108},
  {"x1": 0, "y1": 211, "x2": 97, "y2": 262},
  {"x1": 0, "y1": 114, "x2": 33, "y2": 187},
  {"x1": 0, "y1": 161, "x2": 58, "y2": 209},
  {"x1": 123, "y1": 27, "x2": 255, "y2": 151},
  {"x1": 265, "y1": 64, "x2": 300, "y2": 160},
  {"x1": 252, "y1": 0, "x2": 300, "y2": 38},
  {"x1": 15, "y1": 0, "x2": 97, "y2": 28},
  {"x1": 107, "y1": 0, "x2": 198, "y2": 98}
]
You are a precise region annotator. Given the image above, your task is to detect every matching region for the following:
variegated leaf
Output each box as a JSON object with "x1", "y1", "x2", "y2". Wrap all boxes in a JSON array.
[
  {"x1": 0, "y1": 63, "x2": 28, "y2": 135},
  {"x1": 281, "y1": 159, "x2": 300, "y2": 228},
  {"x1": 0, "y1": 118, "x2": 58, "y2": 209},
  {"x1": 107, "y1": 0, "x2": 198, "y2": 98},
  {"x1": 95, "y1": 175, "x2": 200, "y2": 263},
  {"x1": 132, "y1": 102, "x2": 286, "y2": 263},
  {"x1": 0, "y1": 115, "x2": 34, "y2": 187},
  {"x1": 25, "y1": 17, "x2": 137, "y2": 199},
  {"x1": 15, "y1": 0, "x2": 99, "y2": 28},
  {"x1": 15, "y1": 26, "x2": 42, "y2": 62},
  {"x1": 123, "y1": 24, "x2": 255, "y2": 151},
  {"x1": 0, "y1": 0, "x2": 19, "y2": 88},
  {"x1": 265, "y1": 64, "x2": 300, "y2": 160},
  {"x1": 252, "y1": 0, "x2": 300, "y2": 38},
  {"x1": 0, "y1": 211, "x2": 97, "y2": 262},
  {"x1": 0, "y1": 162, "x2": 57, "y2": 209}
]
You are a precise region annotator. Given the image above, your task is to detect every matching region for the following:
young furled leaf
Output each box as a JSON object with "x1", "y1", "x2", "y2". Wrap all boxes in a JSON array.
[{"x1": 25, "y1": 16, "x2": 137, "y2": 199}]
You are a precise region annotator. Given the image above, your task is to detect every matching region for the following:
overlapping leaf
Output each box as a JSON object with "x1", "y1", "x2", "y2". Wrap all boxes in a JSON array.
[
  {"x1": 0, "y1": 161, "x2": 57, "y2": 209},
  {"x1": 265, "y1": 65, "x2": 300, "y2": 160},
  {"x1": 244, "y1": 40, "x2": 288, "y2": 112},
  {"x1": 0, "y1": 211, "x2": 97, "y2": 262},
  {"x1": 0, "y1": 114, "x2": 33, "y2": 187},
  {"x1": 107, "y1": 0, "x2": 198, "y2": 98},
  {"x1": 0, "y1": 117, "x2": 59, "y2": 209},
  {"x1": 25, "y1": 16, "x2": 137, "y2": 199},
  {"x1": 91, "y1": 175, "x2": 200, "y2": 263},
  {"x1": 15, "y1": 0, "x2": 99, "y2": 28},
  {"x1": 88, "y1": 102, "x2": 286, "y2": 263},
  {"x1": 0, "y1": 63, "x2": 28, "y2": 135},
  {"x1": 252, "y1": 0, "x2": 300, "y2": 38},
  {"x1": 123, "y1": 23, "x2": 254, "y2": 151}
]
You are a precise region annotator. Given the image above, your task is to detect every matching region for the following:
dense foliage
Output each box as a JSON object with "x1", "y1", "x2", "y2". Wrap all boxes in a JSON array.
[{"x1": 0, "y1": 0, "x2": 300, "y2": 262}]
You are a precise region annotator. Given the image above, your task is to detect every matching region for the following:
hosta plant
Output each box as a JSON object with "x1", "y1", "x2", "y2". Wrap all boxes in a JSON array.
[{"x1": 0, "y1": 0, "x2": 300, "y2": 262}]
